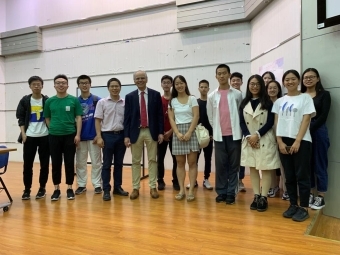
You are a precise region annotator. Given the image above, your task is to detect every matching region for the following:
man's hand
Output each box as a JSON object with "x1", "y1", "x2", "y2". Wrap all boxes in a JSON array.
[
  {"x1": 22, "y1": 133, "x2": 27, "y2": 143},
  {"x1": 97, "y1": 137, "x2": 104, "y2": 148},
  {"x1": 74, "y1": 135, "x2": 80, "y2": 146},
  {"x1": 164, "y1": 130, "x2": 173, "y2": 141},
  {"x1": 158, "y1": 134, "x2": 164, "y2": 144},
  {"x1": 124, "y1": 137, "x2": 131, "y2": 148}
]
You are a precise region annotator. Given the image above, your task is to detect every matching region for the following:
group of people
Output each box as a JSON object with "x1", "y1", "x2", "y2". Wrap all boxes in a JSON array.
[{"x1": 16, "y1": 64, "x2": 330, "y2": 223}]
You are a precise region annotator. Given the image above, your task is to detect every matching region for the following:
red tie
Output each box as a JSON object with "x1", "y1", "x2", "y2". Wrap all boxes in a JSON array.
[{"x1": 140, "y1": 91, "x2": 148, "y2": 127}]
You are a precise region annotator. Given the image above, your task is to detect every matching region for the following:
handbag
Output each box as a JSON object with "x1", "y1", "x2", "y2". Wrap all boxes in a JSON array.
[{"x1": 195, "y1": 123, "x2": 210, "y2": 149}]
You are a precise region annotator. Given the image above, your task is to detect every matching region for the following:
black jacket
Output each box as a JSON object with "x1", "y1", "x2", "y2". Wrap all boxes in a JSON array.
[{"x1": 16, "y1": 94, "x2": 49, "y2": 143}]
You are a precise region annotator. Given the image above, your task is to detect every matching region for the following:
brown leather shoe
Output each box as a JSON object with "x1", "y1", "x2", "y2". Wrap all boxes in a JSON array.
[
  {"x1": 150, "y1": 188, "x2": 159, "y2": 199},
  {"x1": 130, "y1": 189, "x2": 139, "y2": 200}
]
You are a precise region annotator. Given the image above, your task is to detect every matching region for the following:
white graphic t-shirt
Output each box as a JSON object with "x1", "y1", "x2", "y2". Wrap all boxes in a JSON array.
[
  {"x1": 272, "y1": 93, "x2": 315, "y2": 142},
  {"x1": 26, "y1": 97, "x2": 49, "y2": 137}
]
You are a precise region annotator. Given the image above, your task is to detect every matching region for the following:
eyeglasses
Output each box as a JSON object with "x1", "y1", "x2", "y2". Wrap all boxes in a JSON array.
[
  {"x1": 55, "y1": 81, "x2": 67, "y2": 85},
  {"x1": 303, "y1": 76, "x2": 316, "y2": 80},
  {"x1": 249, "y1": 83, "x2": 260, "y2": 87},
  {"x1": 162, "y1": 81, "x2": 172, "y2": 85}
]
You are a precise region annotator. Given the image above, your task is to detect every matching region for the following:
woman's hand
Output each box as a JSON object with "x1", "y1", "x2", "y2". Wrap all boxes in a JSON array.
[
  {"x1": 183, "y1": 131, "x2": 192, "y2": 141},
  {"x1": 278, "y1": 141, "x2": 288, "y2": 154},
  {"x1": 247, "y1": 134, "x2": 259, "y2": 148},
  {"x1": 176, "y1": 132, "x2": 184, "y2": 141},
  {"x1": 289, "y1": 140, "x2": 301, "y2": 154}
]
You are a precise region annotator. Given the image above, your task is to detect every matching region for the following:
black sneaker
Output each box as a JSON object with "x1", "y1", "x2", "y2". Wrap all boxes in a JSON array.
[
  {"x1": 94, "y1": 187, "x2": 103, "y2": 194},
  {"x1": 257, "y1": 196, "x2": 268, "y2": 212},
  {"x1": 216, "y1": 194, "x2": 227, "y2": 203},
  {"x1": 75, "y1": 187, "x2": 87, "y2": 195},
  {"x1": 67, "y1": 189, "x2": 75, "y2": 200},
  {"x1": 226, "y1": 195, "x2": 235, "y2": 205},
  {"x1": 172, "y1": 181, "x2": 180, "y2": 191},
  {"x1": 103, "y1": 190, "x2": 111, "y2": 201},
  {"x1": 158, "y1": 180, "x2": 166, "y2": 191},
  {"x1": 283, "y1": 205, "x2": 298, "y2": 218},
  {"x1": 22, "y1": 190, "x2": 31, "y2": 200},
  {"x1": 250, "y1": 194, "x2": 260, "y2": 210},
  {"x1": 311, "y1": 195, "x2": 325, "y2": 210},
  {"x1": 36, "y1": 188, "x2": 46, "y2": 199},
  {"x1": 292, "y1": 207, "x2": 310, "y2": 222},
  {"x1": 51, "y1": 190, "x2": 61, "y2": 201}
]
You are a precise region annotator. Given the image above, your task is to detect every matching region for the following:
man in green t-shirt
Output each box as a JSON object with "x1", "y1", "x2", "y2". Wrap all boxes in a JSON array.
[{"x1": 44, "y1": 74, "x2": 83, "y2": 201}]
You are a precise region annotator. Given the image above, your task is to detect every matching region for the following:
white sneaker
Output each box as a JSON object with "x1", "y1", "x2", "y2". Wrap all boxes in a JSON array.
[
  {"x1": 203, "y1": 179, "x2": 213, "y2": 190},
  {"x1": 311, "y1": 196, "x2": 325, "y2": 210},
  {"x1": 268, "y1": 186, "x2": 279, "y2": 198},
  {"x1": 239, "y1": 180, "x2": 246, "y2": 192},
  {"x1": 309, "y1": 193, "x2": 314, "y2": 208}
]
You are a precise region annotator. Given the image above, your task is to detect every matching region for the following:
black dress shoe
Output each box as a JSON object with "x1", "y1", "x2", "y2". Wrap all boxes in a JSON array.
[
  {"x1": 172, "y1": 181, "x2": 180, "y2": 191},
  {"x1": 103, "y1": 190, "x2": 111, "y2": 201},
  {"x1": 113, "y1": 187, "x2": 129, "y2": 196},
  {"x1": 158, "y1": 180, "x2": 166, "y2": 190}
]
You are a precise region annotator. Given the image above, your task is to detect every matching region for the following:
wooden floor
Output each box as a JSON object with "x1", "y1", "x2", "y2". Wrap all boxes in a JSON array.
[{"x1": 1, "y1": 162, "x2": 340, "y2": 255}]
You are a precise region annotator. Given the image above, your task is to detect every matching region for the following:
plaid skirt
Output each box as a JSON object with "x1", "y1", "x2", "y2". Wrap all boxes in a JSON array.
[{"x1": 172, "y1": 123, "x2": 200, "y2": 155}]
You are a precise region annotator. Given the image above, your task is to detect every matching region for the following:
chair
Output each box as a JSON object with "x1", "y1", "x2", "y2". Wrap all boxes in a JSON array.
[{"x1": 0, "y1": 145, "x2": 13, "y2": 212}]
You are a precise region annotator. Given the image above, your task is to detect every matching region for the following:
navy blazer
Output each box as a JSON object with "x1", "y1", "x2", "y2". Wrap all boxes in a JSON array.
[{"x1": 124, "y1": 88, "x2": 164, "y2": 143}]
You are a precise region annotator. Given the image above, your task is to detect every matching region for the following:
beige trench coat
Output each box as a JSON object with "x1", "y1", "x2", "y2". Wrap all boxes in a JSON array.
[{"x1": 240, "y1": 102, "x2": 281, "y2": 170}]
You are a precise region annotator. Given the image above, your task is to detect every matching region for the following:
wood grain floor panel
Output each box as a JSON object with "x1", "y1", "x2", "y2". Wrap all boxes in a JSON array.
[{"x1": 1, "y1": 162, "x2": 340, "y2": 255}]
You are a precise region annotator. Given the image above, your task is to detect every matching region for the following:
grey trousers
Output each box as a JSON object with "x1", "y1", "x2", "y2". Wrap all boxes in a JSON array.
[{"x1": 214, "y1": 136, "x2": 241, "y2": 196}]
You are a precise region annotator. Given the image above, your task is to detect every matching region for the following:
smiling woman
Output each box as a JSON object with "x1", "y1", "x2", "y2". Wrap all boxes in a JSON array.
[
  {"x1": 301, "y1": 68, "x2": 331, "y2": 211},
  {"x1": 239, "y1": 74, "x2": 279, "y2": 212},
  {"x1": 272, "y1": 69, "x2": 316, "y2": 222}
]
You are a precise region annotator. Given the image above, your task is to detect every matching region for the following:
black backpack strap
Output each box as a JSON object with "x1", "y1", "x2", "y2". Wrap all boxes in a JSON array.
[{"x1": 92, "y1": 95, "x2": 98, "y2": 108}]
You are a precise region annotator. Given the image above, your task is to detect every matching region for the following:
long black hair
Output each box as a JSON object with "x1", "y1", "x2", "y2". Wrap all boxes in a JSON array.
[
  {"x1": 301, "y1": 68, "x2": 325, "y2": 94},
  {"x1": 169, "y1": 75, "x2": 191, "y2": 107},
  {"x1": 262, "y1": 71, "x2": 276, "y2": 81},
  {"x1": 240, "y1": 74, "x2": 271, "y2": 110}
]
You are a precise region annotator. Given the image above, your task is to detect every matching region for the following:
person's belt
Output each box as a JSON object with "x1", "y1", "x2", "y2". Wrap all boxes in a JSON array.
[
  {"x1": 102, "y1": 130, "x2": 123, "y2": 134},
  {"x1": 139, "y1": 126, "x2": 149, "y2": 129}
]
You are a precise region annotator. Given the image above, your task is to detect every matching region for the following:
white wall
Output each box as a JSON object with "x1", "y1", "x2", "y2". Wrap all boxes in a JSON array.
[
  {"x1": 0, "y1": 0, "x2": 5, "y2": 33},
  {"x1": 5, "y1": 0, "x2": 174, "y2": 31},
  {"x1": 250, "y1": 0, "x2": 301, "y2": 77},
  {"x1": 3, "y1": 4, "x2": 251, "y2": 172},
  {"x1": 302, "y1": 0, "x2": 340, "y2": 219},
  {"x1": 0, "y1": 56, "x2": 5, "y2": 143}
]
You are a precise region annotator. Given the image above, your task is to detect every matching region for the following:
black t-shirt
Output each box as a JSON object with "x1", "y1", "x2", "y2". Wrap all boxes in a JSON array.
[{"x1": 197, "y1": 98, "x2": 213, "y2": 135}]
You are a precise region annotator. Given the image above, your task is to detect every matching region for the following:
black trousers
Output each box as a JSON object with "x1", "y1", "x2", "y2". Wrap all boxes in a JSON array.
[
  {"x1": 279, "y1": 137, "x2": 311, "y2": 207},
  {"x1": 197, "y1": 140, "x2": 213, "y2": 180},
  {"x1": 157, "y1": 137, "x2": 178, "y2": 184},
  {"x1": 23, "y1": 136, "x2": 50, "y2": 190},
  {"x1": 49, "y1": 134, "x2": 76, "y2": 185}
]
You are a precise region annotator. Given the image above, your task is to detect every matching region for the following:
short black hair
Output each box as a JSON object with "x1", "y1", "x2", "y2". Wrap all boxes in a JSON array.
[
  {"x1": 199, "y1": 79, "x2": 209, "y2": 87},
  {"x1": 28, "y1": 76, "x2": 43, "y2": 86},
  {"x1": 161, "y1": 75, "x2": 173, "y2": 83},
  {"x1": 216, "y1": 64, "x2": 230, "y2": 74},
  {"x1": 230, "y1": 72, "x2": 243, "y2": 81},
  {"x1": 107, "y1": 78, "x2": 122, "y2": 88},
  {"x1": 77, "y1": 75, "x2": 92, "y2": 85},
  {"x1": 54, "y1": 74, "x2": 68, "y2": 83}
]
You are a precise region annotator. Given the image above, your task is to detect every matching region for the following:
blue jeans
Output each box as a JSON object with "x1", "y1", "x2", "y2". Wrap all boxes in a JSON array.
[
  {"x1": 214, "y1": 136, "x2": 241, "y2": 196},
  {"x1": 101, "y1": 132, "x2": 126, "y2": 191},
  {"x1": 311, "y1": 124, "x2": 330, "y2": 192}
]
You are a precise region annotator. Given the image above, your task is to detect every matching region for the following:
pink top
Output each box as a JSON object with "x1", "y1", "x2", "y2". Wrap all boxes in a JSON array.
[
  {"x1": 219, "y1": 89, "x2": 232, "y2": 136},
  {"x1": 94, "y1": 97, "x2": 124, "y2": 131}
]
